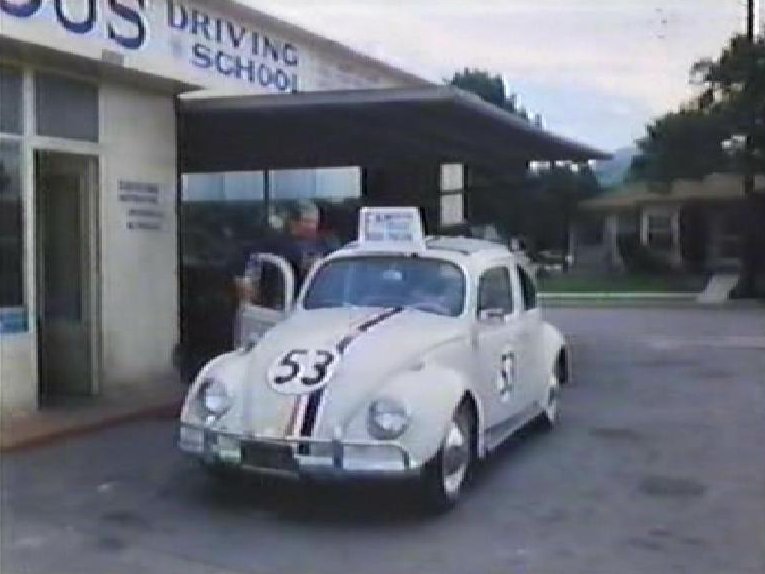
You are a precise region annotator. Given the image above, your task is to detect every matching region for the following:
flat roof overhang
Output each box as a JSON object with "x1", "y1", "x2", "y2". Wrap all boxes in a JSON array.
[{"x1": 179, "y1": 86, "x2": 610, "y2": 173}]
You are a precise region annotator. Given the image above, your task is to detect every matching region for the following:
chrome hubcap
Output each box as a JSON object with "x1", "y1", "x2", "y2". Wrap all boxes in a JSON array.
[{"x1": 441, "y1": 417, "x2": 470, "y2": 496}]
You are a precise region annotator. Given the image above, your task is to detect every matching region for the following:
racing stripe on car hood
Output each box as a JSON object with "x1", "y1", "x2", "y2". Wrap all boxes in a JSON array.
[
  {"x1": 336, "y1": 306, "x2": 404, "y2": 354},
  {"x1": 296, "y1": 307, "x2": 404, "y2": 446}
]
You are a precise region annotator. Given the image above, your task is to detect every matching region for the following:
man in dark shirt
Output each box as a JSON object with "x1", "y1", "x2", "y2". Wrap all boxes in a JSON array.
[{"x1": 235, "y1": 200, "x2": 340, "y2": 308}]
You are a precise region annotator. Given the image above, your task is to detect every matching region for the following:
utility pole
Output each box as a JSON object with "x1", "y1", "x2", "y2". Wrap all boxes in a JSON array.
[{"x1": 733, "y1": 0, "x2": 759, "y2": 297}]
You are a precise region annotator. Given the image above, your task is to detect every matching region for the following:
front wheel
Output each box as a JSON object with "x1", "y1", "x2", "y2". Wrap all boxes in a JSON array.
[{"x1": 420, "y1": 404, "x2": 474, "y2": 512}]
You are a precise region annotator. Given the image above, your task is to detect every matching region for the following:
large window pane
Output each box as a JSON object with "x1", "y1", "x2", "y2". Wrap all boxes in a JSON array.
[
  {"x1": 35, "y1": 72, "x2": 98, "y2": 142},
  {"x1": 440, "y1": 164, "x2": 464, "y2": 192},
  {"x1": 271, "y1": 167, "x2": 360, "y2": 202},
  {"x1": 441, "y1": 192, "x2": 464, "y2": 225},
  {"x1": 270, "y1": 167, "x2": 361, "y2": 243},
  {"x1": 0, "y1": 139, "x2": 23, "y2": 307},
  {"x1": 181, "y1": 171, "x2": 266, "y2": 267},
  {"x1": 0, "y1": 65, "x2": 23, "y2": 135}
]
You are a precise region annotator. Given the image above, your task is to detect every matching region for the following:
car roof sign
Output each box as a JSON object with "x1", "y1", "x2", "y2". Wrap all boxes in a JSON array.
[{"x1": 357, "y1": 207, "x2": 426, "y2": 252}]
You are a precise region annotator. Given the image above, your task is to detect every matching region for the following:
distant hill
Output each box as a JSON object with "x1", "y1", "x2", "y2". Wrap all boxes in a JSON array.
[{"x1": 593, "y1": 146, "x2": 637, "y2": 189}]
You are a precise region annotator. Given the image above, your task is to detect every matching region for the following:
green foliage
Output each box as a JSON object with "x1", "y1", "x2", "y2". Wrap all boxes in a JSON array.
[
  {"x1": 631, "y1": 109, "x2": 732, "y2": 183},
  {"x1": 538, "y1": 164, "x2": 601, "y2": 201},
  {"x1": 467, "y1": 164, "x2": 601, "y2": 252},
  {"x1": 692, "y1": 36, "x2": 765, "y2": 116},
  {"x1": 448, "y1": 68, "x2": 528, "y2": 120},
  {"x1": 632, "y1": 34, "x2": 765, "y2": 182},
  {"x1": 617, "y1": 236, "x2": 675, "y2": 274}
]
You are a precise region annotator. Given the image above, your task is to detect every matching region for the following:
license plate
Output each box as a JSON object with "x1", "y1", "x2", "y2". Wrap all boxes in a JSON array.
[
  {"x1": 242, "y1": 442, "x2": 296, "y2": 471},
  {"x1": 214, "y1": 435, "x2": 241, "y2": 464}
]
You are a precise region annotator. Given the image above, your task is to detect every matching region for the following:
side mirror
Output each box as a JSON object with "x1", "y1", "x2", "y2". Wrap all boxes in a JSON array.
[{"x1": 478, "y1": 308, "x2": 507, "y2": 323}]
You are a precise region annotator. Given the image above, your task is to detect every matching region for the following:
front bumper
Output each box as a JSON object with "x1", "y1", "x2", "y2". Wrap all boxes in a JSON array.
[{"x1": 178, "y1": 424, "x2": 420, "y2": 479}]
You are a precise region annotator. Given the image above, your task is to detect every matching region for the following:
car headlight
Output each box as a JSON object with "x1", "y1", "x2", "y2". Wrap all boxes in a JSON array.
[
  {"x1": 368, "y1": 398, "x2": 410, "y2": 440},
  {"x1": 197, "y1": 377, "x2": 232, "y2": 418}
]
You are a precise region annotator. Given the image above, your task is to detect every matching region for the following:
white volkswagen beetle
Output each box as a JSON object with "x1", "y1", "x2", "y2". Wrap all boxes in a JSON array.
[{"x1": 179, "y1": 208, "x2": 569, "y2": 510}]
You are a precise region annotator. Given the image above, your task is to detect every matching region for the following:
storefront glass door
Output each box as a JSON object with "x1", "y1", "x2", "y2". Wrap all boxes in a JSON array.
[{"x1": 35, "y1": 151, "x2": 98, "y2": 401}]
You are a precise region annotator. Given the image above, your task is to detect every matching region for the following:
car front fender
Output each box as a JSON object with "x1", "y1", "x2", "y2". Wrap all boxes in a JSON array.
[
  {"x1": 179, "y1": 350, "x2": 248, "y2": 425},
  {"x1": 342, "y1": 364, "x2": 477, "y2": 467}
]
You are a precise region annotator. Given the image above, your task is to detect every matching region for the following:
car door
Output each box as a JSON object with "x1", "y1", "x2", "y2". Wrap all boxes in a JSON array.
[
  {"x1": 511, "y1": 264, "x2": 545, "y2": 410},
  {"x1": 474, "y1": 264, "x2": 522, "y2": 428},
  {"x1": 234, "y1": 253, "x2": 295, "y2": 348}
]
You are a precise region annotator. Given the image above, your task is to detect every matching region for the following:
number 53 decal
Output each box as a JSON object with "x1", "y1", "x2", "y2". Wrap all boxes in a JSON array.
[
  {"x1": 267, "y1": 348, "x2": 340, "y2": 395},
  {"x1": 496, "y1": 350, "x2": 515, "y2": 402}
]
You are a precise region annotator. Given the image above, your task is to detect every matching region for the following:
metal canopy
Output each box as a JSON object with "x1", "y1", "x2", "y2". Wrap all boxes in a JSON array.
[{"x1": 179, "y1": 86, "x2": 609, "y2": 173}]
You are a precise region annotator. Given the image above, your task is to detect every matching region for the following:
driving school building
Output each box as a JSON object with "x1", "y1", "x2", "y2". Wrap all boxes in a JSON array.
[{"x1": 0, "y1": 0, "x2": 605, "y2": 415}]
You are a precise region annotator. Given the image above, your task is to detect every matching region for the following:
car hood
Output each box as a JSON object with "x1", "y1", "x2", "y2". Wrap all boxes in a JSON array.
[{"x1": 227, "y1": 307, "x2": 466, "y2": 439}]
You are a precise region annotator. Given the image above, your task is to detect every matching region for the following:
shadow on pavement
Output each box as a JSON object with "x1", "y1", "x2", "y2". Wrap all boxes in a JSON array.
[{"x1": 179, "y1": 420, "x2": 555, "y2": 526}]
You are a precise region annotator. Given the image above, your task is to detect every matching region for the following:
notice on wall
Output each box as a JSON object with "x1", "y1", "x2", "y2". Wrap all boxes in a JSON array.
[{"x1": 118, "y1": 181, "x2": 166, "y2": 232}]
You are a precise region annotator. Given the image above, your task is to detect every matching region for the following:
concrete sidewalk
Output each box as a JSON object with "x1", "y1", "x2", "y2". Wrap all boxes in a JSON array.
[{"x1": 0, "y1": 378, "x2": 186, "y2": 452}]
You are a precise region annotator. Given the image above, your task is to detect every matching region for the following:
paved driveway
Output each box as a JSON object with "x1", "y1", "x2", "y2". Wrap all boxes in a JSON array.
[{"x1": 2, "y1": 307, "x2": 764, "y2": 574}]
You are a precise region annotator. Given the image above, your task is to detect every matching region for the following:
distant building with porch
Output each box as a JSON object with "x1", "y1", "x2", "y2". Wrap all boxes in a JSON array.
[{"x1": 572, "y1": 173, "x2": 764, "y2": 273}]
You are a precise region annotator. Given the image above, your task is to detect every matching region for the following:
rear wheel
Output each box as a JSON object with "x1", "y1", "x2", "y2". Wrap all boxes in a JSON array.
[
  {"x1": 420, "y1": 403, "x2": 474, "y2": 512},
  {"x1": 539, "y1": 372, "x2": 560, "y2": 429}
]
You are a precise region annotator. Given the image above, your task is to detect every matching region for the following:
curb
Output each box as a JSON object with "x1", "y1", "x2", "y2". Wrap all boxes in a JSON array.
[
  {"x1": 0, "y1": 399, "x2": 183, "y2": 453},
  {"x1": 542, "y1": 299, "x2": 765, "y2": 309},
  {"x1": 539, "y1": 292, "x2": 698, "y2": 308},
  {"x1": 539, "y1": 292, "x2": 697, "y2": 299}
]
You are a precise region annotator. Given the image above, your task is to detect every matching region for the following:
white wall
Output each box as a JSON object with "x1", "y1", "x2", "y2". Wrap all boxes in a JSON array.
[
  {"x1": 0, "y1": 335, "x2": 36, "y2": 413},
  {"x1": 99, "y1": 81, "x2": 178, "y2": 387}
]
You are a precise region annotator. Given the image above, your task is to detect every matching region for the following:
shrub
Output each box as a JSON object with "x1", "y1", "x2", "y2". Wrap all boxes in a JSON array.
[{"x1": 617, "y1": 235, "x2": 674, "y2": 274}]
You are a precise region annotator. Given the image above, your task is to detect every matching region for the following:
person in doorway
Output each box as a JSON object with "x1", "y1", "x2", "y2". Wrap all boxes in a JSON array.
[
  {"x1": 235, "y1": 200, "x2": 340, "y2": 308},
  {"x1": 281, "y1": 200, "x2": 341, "y2": 285}
]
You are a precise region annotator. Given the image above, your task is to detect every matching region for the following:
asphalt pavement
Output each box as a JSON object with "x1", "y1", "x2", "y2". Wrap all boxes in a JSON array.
[{"x1": 2, "y1": 307, "x2": 764, "y2": 574}]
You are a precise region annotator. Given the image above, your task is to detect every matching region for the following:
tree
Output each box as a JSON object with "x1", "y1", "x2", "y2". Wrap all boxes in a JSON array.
[
  {"x1": 631, "y1": 109, "x2": 732, "y2": 183},
  {"x1": 448, "y1": 68, "x2": 528, "y2": 120},
  {"x1": 631, "y1": 34, "x2": 765, "y2": 296}
]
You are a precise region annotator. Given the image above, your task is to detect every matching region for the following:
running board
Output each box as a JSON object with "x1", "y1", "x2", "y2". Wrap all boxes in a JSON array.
[{"x1": 482, "y1": 403, "x2": 544, "y2": 454}]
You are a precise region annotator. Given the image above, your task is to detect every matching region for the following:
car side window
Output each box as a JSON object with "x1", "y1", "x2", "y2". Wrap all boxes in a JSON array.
[
  {"x1": 518, "y1": 266, "x2": 537, "y2": 310},
  {"x1": 477, "y1": 266, "x2": 513, "y2": 315}
]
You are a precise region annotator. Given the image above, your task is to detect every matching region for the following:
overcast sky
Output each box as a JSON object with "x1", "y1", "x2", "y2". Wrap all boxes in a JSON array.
[{"x1": 247, "y1": 0, "x2": 760, "y2": 152}]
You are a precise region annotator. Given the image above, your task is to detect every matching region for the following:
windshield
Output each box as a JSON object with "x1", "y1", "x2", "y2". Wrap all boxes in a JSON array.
[{"x1": 303, "y1": 256, "x2": 465, "y2": 317}]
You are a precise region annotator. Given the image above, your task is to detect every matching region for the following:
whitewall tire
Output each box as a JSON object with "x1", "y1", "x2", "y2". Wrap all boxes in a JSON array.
[{"x1": 421, "y1": 403, "x2": 474, "y2": 512}]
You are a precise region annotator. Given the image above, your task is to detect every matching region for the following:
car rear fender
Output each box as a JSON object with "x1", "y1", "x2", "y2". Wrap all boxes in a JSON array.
[{"x1": 540, "y1": 322, "x2": 568, "y2": 383}]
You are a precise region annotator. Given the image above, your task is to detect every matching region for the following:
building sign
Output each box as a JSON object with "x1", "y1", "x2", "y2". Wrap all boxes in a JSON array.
[
  {"x1": 118, "y1": 180, "x2": 165, "y2": 232},
  {"x1": 167, "y1": 1, "x2": 299, "y2": 92},
  {"x1": 0, "y1": 0, "x2": 301, "y2": 92}
]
